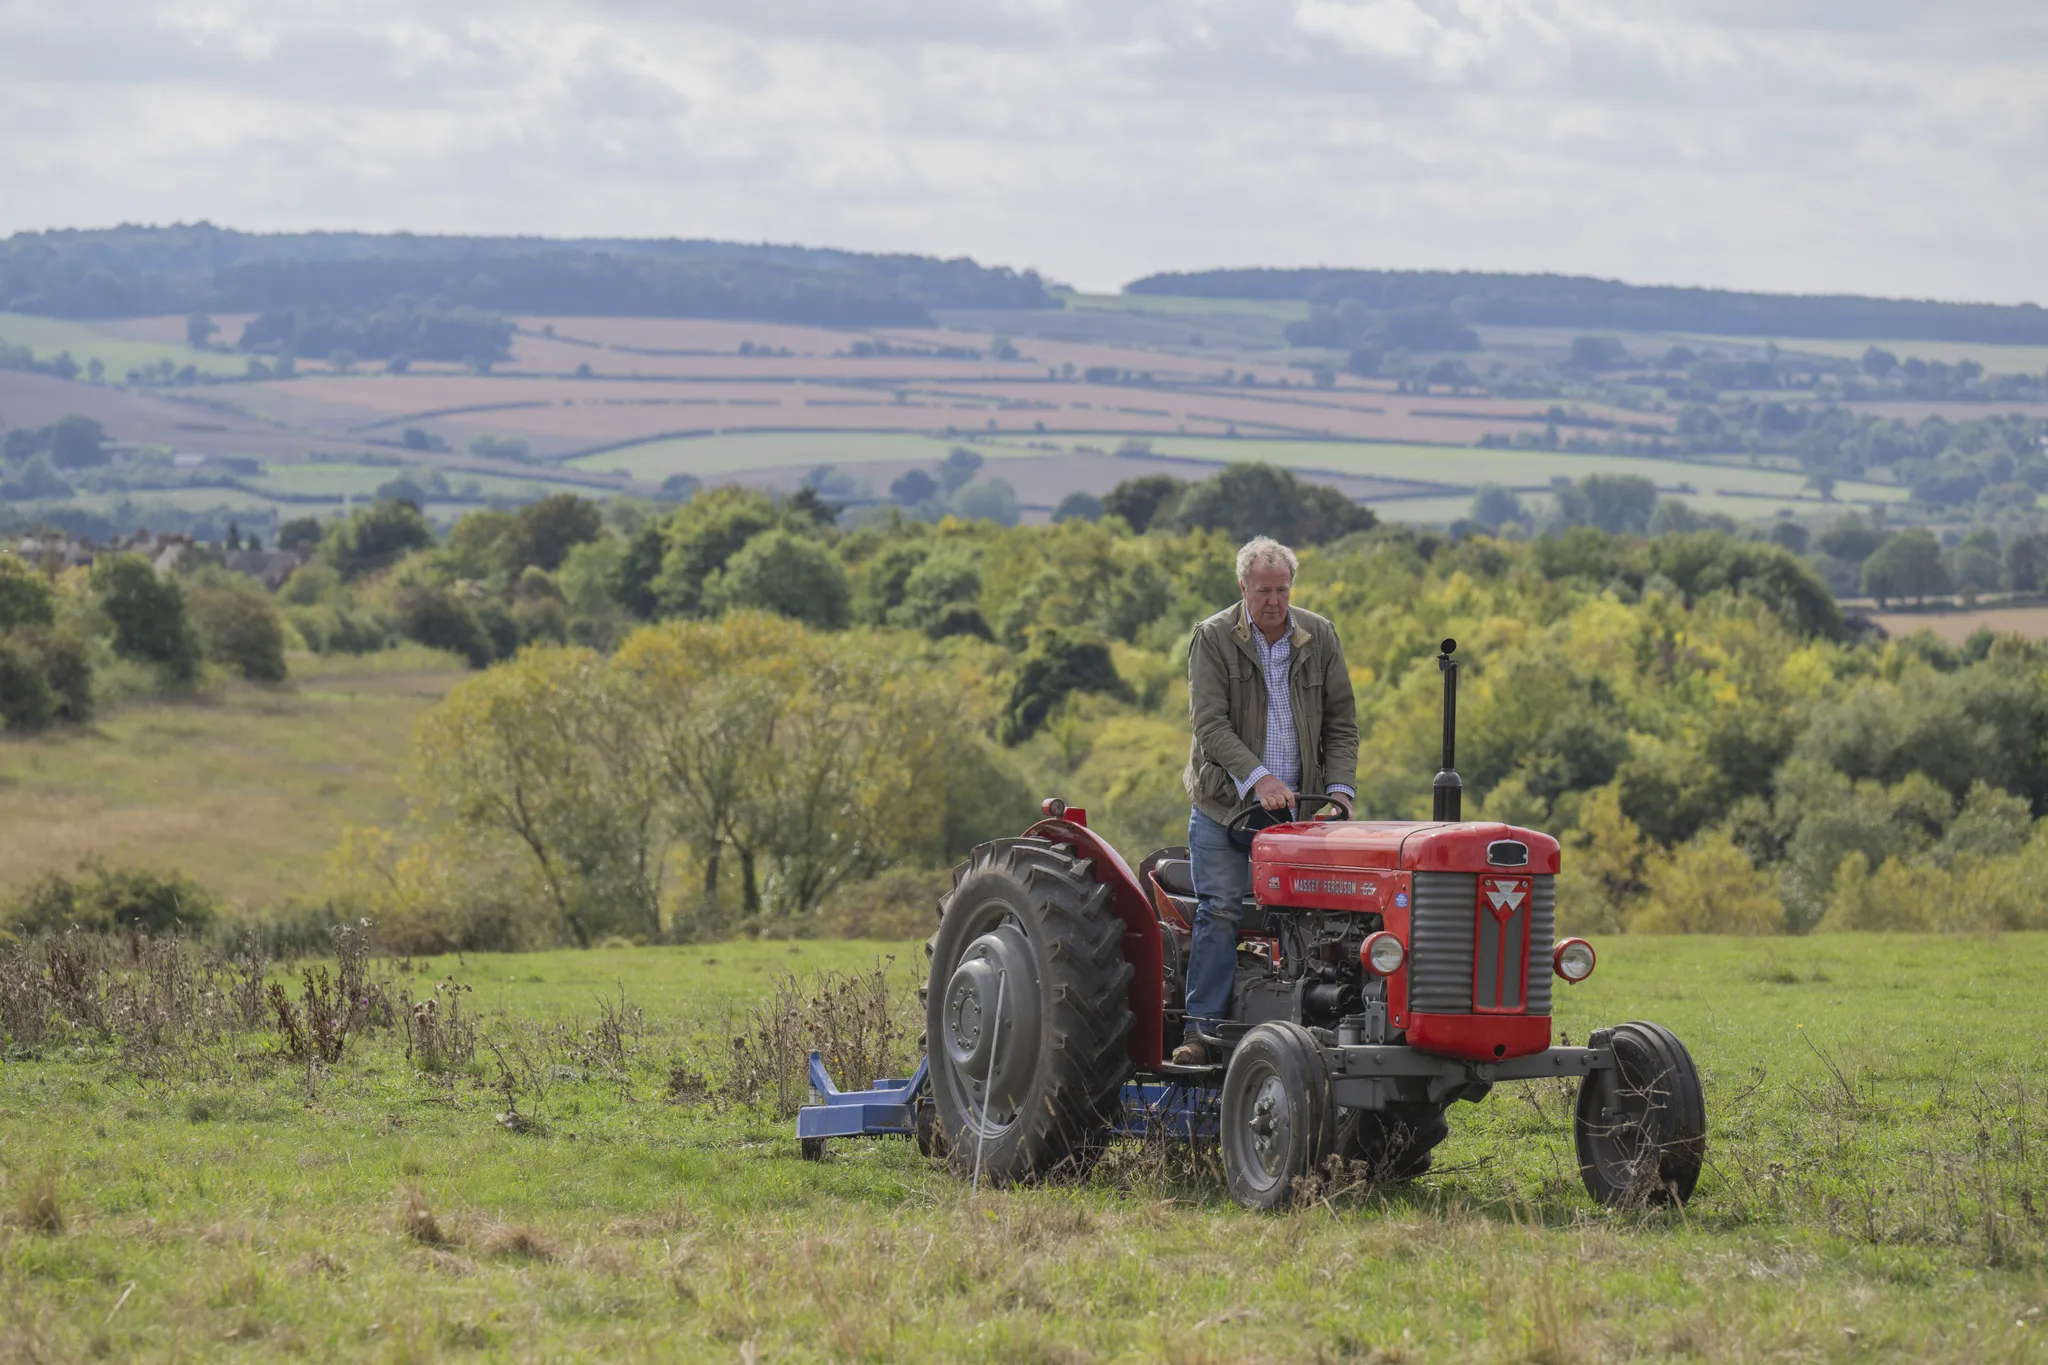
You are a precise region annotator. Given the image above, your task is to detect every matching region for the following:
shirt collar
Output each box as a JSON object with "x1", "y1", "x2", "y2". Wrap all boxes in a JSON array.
[{"x1": 1243, "y1": 603, "x2": 1295, "y2": 649}]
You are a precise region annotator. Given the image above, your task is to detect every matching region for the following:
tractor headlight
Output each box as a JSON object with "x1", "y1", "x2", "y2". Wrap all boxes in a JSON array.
[
  {"x1": 1552, "y1": 939, "x2": 1596, "y2": 983},
  {"x1": 1361, "y1": 931, "x2": 1405, "y2": 977}
]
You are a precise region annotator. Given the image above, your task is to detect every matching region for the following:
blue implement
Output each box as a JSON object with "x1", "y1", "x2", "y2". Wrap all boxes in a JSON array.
[
  {"x1": 795, "y1": 1052, "x2": 930, "y2": 1141},
  {"x1": 794, "y1": 1053, "x2": 1217, "y2": 1147}
]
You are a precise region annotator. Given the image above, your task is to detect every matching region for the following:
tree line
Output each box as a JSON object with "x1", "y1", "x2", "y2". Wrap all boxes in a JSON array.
[
  {"x1": 1127, "y1": 267, "x2": 2048, "y2": 344},
  {"x1": 15, "y1": 453, "x2": 2048, "y2": 948},
  {"x1": 0, "y1": 226, "x2": 1053, "y2": 326}
]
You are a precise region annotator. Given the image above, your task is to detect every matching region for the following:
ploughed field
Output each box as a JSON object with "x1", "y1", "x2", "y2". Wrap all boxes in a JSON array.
[
  {"x1": 1, "y1": 933, "x2": 2043, "y2": 1362},
  {"x1": 2, "y1": 306, "x2": 2005, "y2": 528}
]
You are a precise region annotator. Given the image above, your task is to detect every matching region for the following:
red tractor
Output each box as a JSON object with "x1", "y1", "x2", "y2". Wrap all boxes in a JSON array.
[{"x1": 801, "y1": 640, "x2": 1706, "y2": 1209}]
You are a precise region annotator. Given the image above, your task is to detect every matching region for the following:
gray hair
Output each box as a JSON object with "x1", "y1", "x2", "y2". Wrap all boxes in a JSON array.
[{"x1": 1236, "y1": 536, "x2": 1298, "y2": 585}]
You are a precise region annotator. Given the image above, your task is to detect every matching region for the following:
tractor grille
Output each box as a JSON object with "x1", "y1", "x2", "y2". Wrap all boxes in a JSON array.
[
  {"x1": 1409, "y1": 873, "x2": 1475, "y2": 1013},
  {"x1": 1525, "y1": 877, "x2": 1555, "y2": 1015},
  {"x1": 1409, "y1": 872, "x2": 1556, "y2": 1015}
]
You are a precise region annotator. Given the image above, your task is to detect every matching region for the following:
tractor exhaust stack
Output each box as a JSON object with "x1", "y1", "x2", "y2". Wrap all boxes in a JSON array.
[{"x1": 1432, "y1": 637, "x2": 1463, "y2": 821}]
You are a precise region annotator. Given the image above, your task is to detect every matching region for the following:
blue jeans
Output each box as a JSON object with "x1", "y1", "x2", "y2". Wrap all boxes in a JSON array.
[{"x1": 1184, "y1": 808, "x2": 1249, "y2": 1032}]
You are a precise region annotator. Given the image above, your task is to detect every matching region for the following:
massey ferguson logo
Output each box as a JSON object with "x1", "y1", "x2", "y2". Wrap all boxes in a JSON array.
[{"x1": 1482, "y1": 877, "x2": 1527, "y2": 920}]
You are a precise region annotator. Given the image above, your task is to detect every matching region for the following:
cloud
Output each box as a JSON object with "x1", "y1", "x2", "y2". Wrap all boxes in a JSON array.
[{"x1": 0, "y1": 0, "x2": 2042, "y2": 302}]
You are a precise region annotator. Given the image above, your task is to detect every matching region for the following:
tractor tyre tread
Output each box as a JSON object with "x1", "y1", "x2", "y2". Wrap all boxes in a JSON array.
[
  {"x1": 1220, "y1": 1020, "x2": 1335, "y2": 1211},
  {"x1": 927, "y1": 838, "x2": 1134, "y2": 1186},
  {"x1": 1574, "y1": 1019, "x2": 1707, "y2": 1207}
]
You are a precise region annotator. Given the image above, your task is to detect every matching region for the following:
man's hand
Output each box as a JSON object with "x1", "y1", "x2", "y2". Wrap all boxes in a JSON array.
[
  {"x1": 1314, "y1": 791, "x2": 1353, "y2": 821},
  {"x1": 1253, "y1": 773, "x2": 1296, "y2": 812}
]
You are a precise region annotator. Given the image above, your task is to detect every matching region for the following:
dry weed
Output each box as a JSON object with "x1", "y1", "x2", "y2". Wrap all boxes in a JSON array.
[
  {"x1": 719, "y1": 960, "x2": 915, "y2": 1117},
  {"x1": 7, "y1": 1164, "x2": 65, "y2": 1234},
  {"x1": 398, "y1": 1184, "x2": 446, "y2": 1246},
  {"x1": 477, "y1": 1222, "x2": 559, "y2": 1261}
]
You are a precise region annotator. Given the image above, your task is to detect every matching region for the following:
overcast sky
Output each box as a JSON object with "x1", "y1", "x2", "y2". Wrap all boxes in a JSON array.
[{"x1": 2, "y1": 1, "x2": 2043, "y2": 302}]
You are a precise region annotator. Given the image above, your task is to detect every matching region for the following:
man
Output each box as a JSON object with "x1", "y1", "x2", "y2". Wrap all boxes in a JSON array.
[{"x1": 1174, "y1": 536, "x2": 1358, "y2": 1065}]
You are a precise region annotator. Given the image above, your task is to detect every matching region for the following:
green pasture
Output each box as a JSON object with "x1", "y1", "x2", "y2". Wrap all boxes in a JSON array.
[
  {"x1": 244, "y1": 462, "x2": 595, "y2": 502},
  {"x1": 570, "y1": 430, "x2": 1909, "y2": 521},
  {"x1": 1135, "y1": 437, "x2": 1909, "y2": 507},
  {"x1": 0, "y1": 932, "x2": 2043, "y2": 1361},
  {"x1": 41, "y1": 488, "x2": 290, "y2": 516},
  {"x1": 0, "y1": 651, "x2": 463, "y2": 913},
  {"x1": 1060, "y1": 292, "x2": 1314, "y2": 322},
  {"x1": 568, "y1": 431, "x2": 1027, "y2": 481},
  {"x1": 1682, "y1": 333, "x2": 2048, "y2": 375},
  {"x1": 0, "y1": 313, "x2": 246, "y2": 380}
]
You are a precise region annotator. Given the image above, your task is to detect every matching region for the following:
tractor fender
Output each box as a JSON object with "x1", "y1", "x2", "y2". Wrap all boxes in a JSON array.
[{"x1": 1025, "y1": 815, "x2": 1167, "y2": 1070}]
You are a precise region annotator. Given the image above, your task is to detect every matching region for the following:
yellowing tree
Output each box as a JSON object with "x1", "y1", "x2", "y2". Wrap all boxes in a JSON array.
[
  {"x1": 413, "y1": 644, "x2": 665, "y2": 944},
  {"x1": 1630, "y1": 829, "x2": 1786, "y2": 934}
]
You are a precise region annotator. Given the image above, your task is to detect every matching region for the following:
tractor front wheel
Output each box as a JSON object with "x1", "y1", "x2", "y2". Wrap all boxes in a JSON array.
[
  {"x1": 925, "y1": 839, "x2": 1134, "y2": 1185},
  {"x1": 1220, "y1": 1021, "x2": 1335, "y2": 1210},
  {"x1": 1574, "y1": 1021, "x2": 1707, "y2": 1207}
]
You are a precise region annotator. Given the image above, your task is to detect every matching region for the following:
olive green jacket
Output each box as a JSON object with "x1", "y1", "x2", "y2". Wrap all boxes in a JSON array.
[{"x1": 1183, "y1": 604, "x2": 1360, "y2": 826}]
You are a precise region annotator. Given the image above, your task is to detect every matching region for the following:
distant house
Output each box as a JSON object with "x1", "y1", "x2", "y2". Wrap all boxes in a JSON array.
[
  {"x1": 7, "y1": 529, "x2": 304, "y2": 587},
  {"x1": 223, "y1": 549, "x2": 308, "y2": 590},
  {"x1": 10, "y1": 532, "x2": 96, "y2": 571}
]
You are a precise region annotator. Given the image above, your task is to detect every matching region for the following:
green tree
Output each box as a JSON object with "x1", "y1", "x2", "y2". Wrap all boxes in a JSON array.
[
  {"x1": 1169, "y1": 463, "x2": 1374, "y2": 545},
  {"x1": 48, "y1": 416, "x2": 107, "y2": 469},
  {"x1": 704, "y1": 529, "x2": 851, "y2": 629},
  {"x1": 414, "y1": 645, "x2": 666, "y2": 944},
  {"x1": 1000, "y1": 632, "x2": 1132, "y2": 744},
  {"x1": 1568, "y1": 336, "x2": 1631, "y2": 370},
  {"x1": 2007, "y1": 532, "x2": 2048, "y2": 594},
  {"x1": 0, "y1": 553, "x2": 56, "y2": 632},
  {"x1": 1054, "y1": 491, "x2": 1103, "y2": 523},
  {"x1": 500, "y1": 494, "x2": 604, "y2": 575},
  {"x1": 650, "y1": 487, "x2": 779, "y2": 618},
  {"x1": 888, "y1": 544, "x2": 983, "y2": 637},
  {"x1": 186, "y1": 313, "x2": 217, "y2": 349},
  {"x1": 937, "y1": 447, "x2": 983, "y2": 494},
  {"x1": 952, "y1": 477, "x2": 1022, "y2": 527},
  {"x1": 1102, "y1": 475, "x2": 1188, "y2": 533},
  {"x1": 1469, "y1": 485, "x2": 1525, "y2": 531},
  {"x1": 438, "y1": 508, "x2": 518, "y2": 581},
  {"x1": 889, "y1": 469, "x2": 939, "y2": 506},
  {"x1": 277, "y1": 517, "x2": 325, "y2": 553},
  {"x1": 391, "y1": 583, "x2": 498, "y2": 667},
  {"x1": 1817, "y1": 512, "x2": 1883, "y2": 565},
  {"x1": 1860, "y1": 529, "x2": 1950, "y2": 606},
  {"x1": 322, "y1": 499, "x2": 435, "y2": 580},
  {"x1": 1949, "y1": 529, "x2": 2004, "y2": 596},
  {"x1": 1580, "y1": 475, "x2": 1658, "y2": 535},
  {"x1": 0, "y1": 635, "x2": 55, "y2": 732},
  {"x1": 186, "y1": 574, "x2": 289, "y2": 682},
  {"x1": 91, "y1": 555, "x2": 201, "y2": 681}
]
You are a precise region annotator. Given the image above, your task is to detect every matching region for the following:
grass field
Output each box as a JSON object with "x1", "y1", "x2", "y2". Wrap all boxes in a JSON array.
[
  {"x1": 0, "y1": 650, "x2": 463, "y2": 913},
  {"x1": 0, "y1": 932, "x2": 2042, "y2": 1361},
  {"x1": 1871, "y1": 605, "x2": 2048, "y2": 645},
  {"x1": 570, "y1": 431, "x2": 1048, "y2": 481},
  {"x1": 1058, "y1": 293, "x2": 1316, "y2": 326},
  {"x1": 1683, "y1": 334, "x2": 2048, "y2": 375},
  {"x1": 573, "y1": 429, "x2": 1909, "y2": 524},
  {"x1": 0, "y1": 313, "x2": 246, "y2": 380}
]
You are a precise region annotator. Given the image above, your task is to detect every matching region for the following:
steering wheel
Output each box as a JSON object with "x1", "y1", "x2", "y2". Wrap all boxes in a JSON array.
[{"x1": 1226, "y1": 792, "x2": 1348, "y2": 850}]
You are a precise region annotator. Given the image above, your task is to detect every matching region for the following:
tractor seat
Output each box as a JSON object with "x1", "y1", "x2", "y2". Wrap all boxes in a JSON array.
[{"x1": 1152, "y1": 858, "x2": 1195, "y2": 897}]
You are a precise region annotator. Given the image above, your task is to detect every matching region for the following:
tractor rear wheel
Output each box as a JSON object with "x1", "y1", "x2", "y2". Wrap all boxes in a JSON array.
[
  {"x1": 1220, "y1": 1021, "x2": 1335, "y2": 1210},
  {"x1": 925, "y1": 839, "x2": 1134, "y2": 1185},
  {"x1": 1574, "y1": 1021, "x2": 1707, "y2": 1207},
  {"x1": 1334, "y1": 1102, "x2": 1449, "y2": 1181}
]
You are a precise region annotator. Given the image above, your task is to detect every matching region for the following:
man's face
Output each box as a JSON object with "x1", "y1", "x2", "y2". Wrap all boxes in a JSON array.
[{"x1": 1241, "y1": 562, "x2": 1293, "y2": 638}]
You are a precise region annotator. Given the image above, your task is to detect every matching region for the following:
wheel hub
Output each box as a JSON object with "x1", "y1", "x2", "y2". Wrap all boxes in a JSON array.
[
  {"x1": 1247, "y1": 1073, "x2": 1292, "y2": 1179},
  {"x1": 939, "y1": 922, "x2": 1042, "y2": 1126}
]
